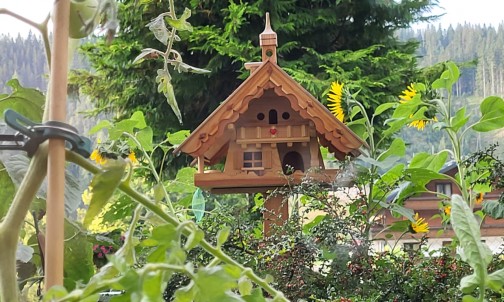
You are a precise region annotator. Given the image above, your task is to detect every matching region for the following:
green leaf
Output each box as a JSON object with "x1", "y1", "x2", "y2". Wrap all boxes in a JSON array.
[
  {"x1": 405, "y1": 168, "x2": 449, "y2": 186},
  {"x1": 472, "y1": 96, "x2": 504, "y2": 132},
  {"x1": 461, "y1": 295, "x2": 479, "y2": 302},
  {"x1": 217, "y1": 226, "x2": 231, "y2": 247},
  {"x1": 302, "y1": 214, "x2": 326, "y2": 234},
  {"x1": 129, "y1": 111, "x2": 147, "y2": 129},
  {"x1": 167, "y1": 130, "x2": 190, "y2": 146},
  {"x1": 166, "y1": 8, "x2": 193, "y2": 32},
  {"x1": 192, "y1": 266, "x2": 240, "y2": 302},
  {"x1": 450, "y1": 106, "x2": 469, "y2": 132},
  {"x1": 64, "y1": 221, "x2": 94, "y2": 291},
  {"x1": 359, "y1": 155, "x2": 402, "y2": 170},
  {"x1": 238, "y1": 276, "x2": 253, "y2": 296},
  {"x1": 487, "y1": 268, "x2": 504, "y2": 292},
  {"x1": 142, "y1": 270, "x2": 166, "y2": 302},
  {"x1": 0, "y1": 79, "x2": 44, "y2": 122},
  {"x1": 156, "y1": 69, "x2": 183, "y2": 124},
  {"x1": 378, "y1": 163, "x2": 404, "y2": 186},
  {"x1": 0, "y1": 161, "x2": 15, "y2": 218},
  {"x1": 387, "y1": 220, "x2": 411, "y2": 232},
  {"x1": 451, "y1": 195, "x2": 492, "y2": 286},
  {"x1": 153, "y1": 183, "x2": 165, "y2": 202},
  {"x1": 89, "y1": 120, "x2": 112, "y2": 135},
  {"x1": 373, "y1": 102, "x2": 396, "y2": 117},
  {"x1": 133, "y1": 48, "x2": 163, "y2": 64},
  {"x1": 172, "y1": 61, "x2": 211, "y2": 74},
  {"x1": 192, "y1": 188, "x2": 206, "y2": 222},
  {"x1": 483, "y1": 200, "x2": 504, "y2": 219},
  {"x1": 377, "y1": 138, "x2": 405, "y2": 161},
  {"x1": 432, "y1": 61, "x2": 460, "y2": 91},
  {"x1": 147, "y1": 14, "x2": 169, "y2": 45},
  {"x1": 42, "y1": 286, "x2": 68, "y2": 301},
  {"x1": 243, "y1": 288, "x2": 267, "y2": 302},
  {"x1": 409, "y1": 151, "x2": 449, "y2": 172},
  {"x1": 184, "y1": 229, "x2": 204, "y2": 250},
  {"x1": 166, "y1": 167, "x2": 197, "y2": 193},
  {"x1": 136, "y1": 126, "x2": 153, "y2": 151},
  {"x1": 389, "y1": 204, "x2": 414, "y2": 221},
  {"x1": 349, "y1": 106, "x2": 362, "y2": 119},
  {"x1": 84, "y1": 160, "x2": 126, "y2": 227},
  {"x1": 174, "y1": 282, "x2": 196, "y2": 302}
]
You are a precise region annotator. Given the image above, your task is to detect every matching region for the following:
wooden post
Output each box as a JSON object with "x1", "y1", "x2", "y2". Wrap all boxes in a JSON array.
[
  {"x1": 263, "y1": 193, "x2": 289, "y2": 236},
  {"x1": 45, "y1": 0, "x2": 70, "y2": 290},
  {"x1": 197, "y1": 156, "x2": 204, "y2": 173}
]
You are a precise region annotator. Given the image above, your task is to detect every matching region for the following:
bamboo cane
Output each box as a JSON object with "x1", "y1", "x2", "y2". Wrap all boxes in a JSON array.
[{"x1": 45, "y1": 0, "x2": 70, "y2": 290}]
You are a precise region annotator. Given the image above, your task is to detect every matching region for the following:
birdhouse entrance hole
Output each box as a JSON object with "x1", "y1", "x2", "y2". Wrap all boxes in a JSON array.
[{"x1": 282, "y1": 151, "x2": 304, "y2": 174}]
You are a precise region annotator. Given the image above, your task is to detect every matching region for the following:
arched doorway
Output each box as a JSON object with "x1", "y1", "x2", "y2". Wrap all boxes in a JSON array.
[{"x1": 282, "y1": 151, "x2": 304, "y2": 174}]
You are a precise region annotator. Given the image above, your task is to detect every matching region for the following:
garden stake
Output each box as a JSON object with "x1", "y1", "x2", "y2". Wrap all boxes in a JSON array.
[{"x1": 45, "y1": 0, "x2": 70, "y2": 290}]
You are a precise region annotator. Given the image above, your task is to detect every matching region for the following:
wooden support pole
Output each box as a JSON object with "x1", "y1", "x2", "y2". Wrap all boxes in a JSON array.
[
  {"x1": 45, "y1": 0, "x2": 70, "y2": 290},
  {"x1": 197, "y1": 156, "x2": 204, "y2": 173},
  {"x1": 263, "y1": 193, "x2": 289, "y2": 237}
]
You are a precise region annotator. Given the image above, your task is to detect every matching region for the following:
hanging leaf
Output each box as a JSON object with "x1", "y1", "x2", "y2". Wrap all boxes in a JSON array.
[
  {"x1": 84, "y1": 159, "x2": 126, "y2": 227},
  {"x1": 0, "y1": 154, "x2": 84, "y2": 217},
  {"x1": 16, "y1": 242, "x2": 34, "y2": 263},
  {"x1": 482, "y1": 200, "x2": 504, "y2": 219},
  {"x1": 146, "y1": 14, "x2": 169, "y2": 45},
  {"x1": 156, "y1": 69, "x2": 183, "y2": 124},
  {"x1": 451, "y1": 195, "x2": 492, "y2": 295},
  {"x1": 171, "y1": 61, "x2": 211, "y2": 74},
  {"x1": 192, "y1": 188, "x2": 206, "y2": 222},
  {"x1": 0, "y1": 161, "x2": 15, "y2": 218},
  {"x1": 133, "y1": 48, "x2": 163, "y2": 64},
  {"x1": 0, "y1": 79, "x2": 45, "y2": 122}
]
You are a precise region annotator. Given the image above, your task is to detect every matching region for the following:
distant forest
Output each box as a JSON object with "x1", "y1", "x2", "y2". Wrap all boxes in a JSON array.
[{"x1": 0, "y1": 23, "x2": 503, "y2": 156}]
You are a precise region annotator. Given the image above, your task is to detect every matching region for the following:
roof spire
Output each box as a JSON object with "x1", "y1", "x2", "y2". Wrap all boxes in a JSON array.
[{"x1": 260, "y1": 12, "x2": 277, "y2": 64}]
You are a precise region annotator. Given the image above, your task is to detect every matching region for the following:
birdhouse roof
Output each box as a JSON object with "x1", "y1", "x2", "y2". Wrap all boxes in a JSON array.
[{"x1": 174, "y1": 59, "x2": 365, "y2": 162}]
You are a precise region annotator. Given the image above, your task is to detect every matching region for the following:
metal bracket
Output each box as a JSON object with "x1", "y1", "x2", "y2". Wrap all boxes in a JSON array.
[{"x1": 0, "y1": 109, "x2": 92, "y2": 158}]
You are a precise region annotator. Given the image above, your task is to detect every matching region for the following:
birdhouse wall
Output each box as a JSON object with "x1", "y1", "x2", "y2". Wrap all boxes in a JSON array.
[{"x1": 235, "y1": 90, "x2": 305, "y2": 127}]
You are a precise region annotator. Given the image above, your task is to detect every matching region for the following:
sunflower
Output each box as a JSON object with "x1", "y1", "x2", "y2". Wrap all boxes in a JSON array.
[
  {"x1": 475, "y1": 192, "x2": 485, "y2": 205},
  {"x1": 400, "y1": 83, "x2": 437, "y2": 131},
  {"x1": 128, "y1": 151, "x2": 139, "y2": 164},
  {"x1": 90, "y1": 149, "x2": 107, "y2": 165},
  {"x1": 327, "y1": 81, "x2": 345, "y2": 122},
  {"x1": 399, "y1": 84, "x2": 417, "y2": 103},
  {"x1": 444, "y1": 206, "x2": 451, "y2": 216},
  {"x1": 408, "y1": 115, "x2": 438, "y2": 131},
  {"x1": 410, "y1": 213, "x2": 429, "y2": 234}
]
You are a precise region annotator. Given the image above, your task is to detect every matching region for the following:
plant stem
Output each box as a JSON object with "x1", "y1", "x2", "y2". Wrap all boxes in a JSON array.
[
  {"x1": 121, "y1": 132, "x2": 177, "y2": 216},
  {"x1": 0, "y1": 146, "x2": 48, "y2": 302},
  {"x1": 66, "y1": 151, "x2": 287, "y2": 301}
]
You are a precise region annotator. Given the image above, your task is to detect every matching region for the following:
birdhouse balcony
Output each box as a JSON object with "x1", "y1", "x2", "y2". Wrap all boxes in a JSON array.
[{"x1": 235, "y1": 123, "x2": 310, "y2": 147}]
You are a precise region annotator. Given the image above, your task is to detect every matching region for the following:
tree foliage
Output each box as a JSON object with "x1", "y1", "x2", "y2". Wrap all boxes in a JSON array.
[{"x1": 73, "y1": 0, "x2": 440, "y2": 132}]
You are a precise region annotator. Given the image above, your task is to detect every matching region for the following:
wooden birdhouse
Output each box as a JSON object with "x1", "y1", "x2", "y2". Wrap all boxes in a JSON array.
[{"x1": 175, "y1": 13, "x2": 365, "y2": 234}]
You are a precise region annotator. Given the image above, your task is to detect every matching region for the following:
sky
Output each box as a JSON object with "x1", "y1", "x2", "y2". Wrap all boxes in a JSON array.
[{"x1": 0, "y1": 0, "x2": 503, "y2": 36}]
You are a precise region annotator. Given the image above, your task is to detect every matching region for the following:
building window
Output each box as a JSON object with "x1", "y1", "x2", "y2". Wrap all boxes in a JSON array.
[
  {"x1": 403, "y1": 242, "x2": 421, "y2": 252},
  {"x1": 436, "y1": 183, "x2": 452, "y2": 196},
  {"x1": 243, "y1": 151, "x2": 262, "y2": 168}
]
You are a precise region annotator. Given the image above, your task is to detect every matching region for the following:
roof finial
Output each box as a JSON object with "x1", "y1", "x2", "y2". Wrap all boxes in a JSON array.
[{"x1": 260, "y1": 12, "x2": 277, "y2": 63}]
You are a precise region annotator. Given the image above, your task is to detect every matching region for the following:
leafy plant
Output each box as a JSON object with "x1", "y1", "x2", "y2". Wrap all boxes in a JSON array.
[{"x1": 451, "y1": 195, "x2": 504, "y2": 301}]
